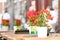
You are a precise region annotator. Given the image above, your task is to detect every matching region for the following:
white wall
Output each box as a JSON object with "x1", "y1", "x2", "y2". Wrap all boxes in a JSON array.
[{"x1": 52, "y1": 0, "x2": 58, "y2": 10}]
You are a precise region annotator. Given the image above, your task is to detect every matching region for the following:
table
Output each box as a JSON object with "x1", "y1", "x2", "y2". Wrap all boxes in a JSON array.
[{"x1": 1, "y1": 31, "x2": 60, "y2": 40}]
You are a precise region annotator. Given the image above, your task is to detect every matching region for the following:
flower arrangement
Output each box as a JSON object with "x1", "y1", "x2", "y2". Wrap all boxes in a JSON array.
[
  {"x1": 27, "y1": 10, "x2": 39, "y2": 26},
  {"x1": 14, "y1": 19, "x2": 22, "y2": 26},
  {"x1": 2, "y1": 20, "x2": 10, "y2": 26},
  {"x1": 27, "y1": 9, "x2": 53, "y2": 27},
  {"x1": 14, "y1": 19, "x2": 22, "y2": 30},
  {"x1": 27, "y1": 9, "x2": 53, "y2": 36},
  {"x1": 38, "y1": 9, "x2": 53, "y2": 27}
]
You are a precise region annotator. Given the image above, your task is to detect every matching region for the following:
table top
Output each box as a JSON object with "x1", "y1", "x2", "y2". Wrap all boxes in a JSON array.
[{"x1": 1, "y1": 31, "x2": 60, "y2": 40}]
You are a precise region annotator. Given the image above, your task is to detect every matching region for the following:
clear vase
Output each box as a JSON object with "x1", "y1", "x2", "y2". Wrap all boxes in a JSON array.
[{"x1": 29, "y1": 26, "x2": 37, "y2": 35}]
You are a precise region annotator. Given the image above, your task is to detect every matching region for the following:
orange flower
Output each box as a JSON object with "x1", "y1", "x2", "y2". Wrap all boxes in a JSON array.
[
  {"x1": 40, "y1": 9, "x2": 50, "y2": 14},
  {"x1": 34, "y1": 20, "x2": 37, "y2": 24}
]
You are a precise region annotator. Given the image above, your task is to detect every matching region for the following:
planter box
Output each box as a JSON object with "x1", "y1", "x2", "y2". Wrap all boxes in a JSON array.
[
  {"x1": 14, "y1": 26, "x2": 29, "y2": 34},
  {"x1": 37, "y1": 27, "x2": 47, "y2": 38},
  {"x1": 2, "y1": 26, "x2": 8, "y2": 31},
  {"x1": 14, "y1": 26, "x2": 23, "y2": 32}
]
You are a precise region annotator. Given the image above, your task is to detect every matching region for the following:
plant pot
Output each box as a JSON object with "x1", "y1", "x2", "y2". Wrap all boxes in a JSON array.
[
  {"x1": 37, "y1": 27, "x2": 47, "y2": 38},
  {"x1": 29, "y1": 26, "x2": 37, "y2": 35},
  {"x1": 14, "y1": 26, "x2": 22, "y2": 32},
  {"x1": 14, "y1": 26, "x2": 17, "y2": 32},
  {"x1": 2, "y1": 26, "x2": 8, "y2": 31}
]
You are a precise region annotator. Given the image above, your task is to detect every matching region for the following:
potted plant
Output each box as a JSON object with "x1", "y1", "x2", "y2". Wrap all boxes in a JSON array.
[
  {"x1": 36, "y1": 9, "x2": 53, "y2": 38},
  {"x1": 2, "y1": 19, "x2": 10, "y2": 31},
  {"x1": 27, "y1": 9, "x2": 53, "y2": 37},
  {"x1": 14, "y1": 19, "x2": 22, "y2": 32},
  {"x1": 27, "y1": 10, "x2": 39, "y2": 35}
]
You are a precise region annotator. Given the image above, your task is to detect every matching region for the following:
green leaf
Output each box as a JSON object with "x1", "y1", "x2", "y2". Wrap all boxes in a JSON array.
[
  {"x1": 17, "y1": 26, "x2": 22, "y2": 30},
  {"x1": 39, "y1": 22, "x2": 46, "y2": 27},
  {"x1": 27, "y1": 21, "x2": 30, "y2": 25},
  {"x1": 41, "y1": 15, "x2": 45, "y2": 21}
]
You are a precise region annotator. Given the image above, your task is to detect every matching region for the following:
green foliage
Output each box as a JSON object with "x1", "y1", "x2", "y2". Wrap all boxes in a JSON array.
[{"x1": 39, "y1": 22, "x2": 46, "y2": 27}]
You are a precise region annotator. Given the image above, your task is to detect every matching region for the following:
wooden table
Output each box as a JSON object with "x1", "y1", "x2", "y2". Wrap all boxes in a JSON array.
[{"x1": 1, "y1": 31, "x2": 60, "y2": 40}]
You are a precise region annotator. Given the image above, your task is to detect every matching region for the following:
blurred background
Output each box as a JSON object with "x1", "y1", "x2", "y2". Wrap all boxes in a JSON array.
[{"x1": 0, "y1": 0, "x2": 59, "y2": 32}]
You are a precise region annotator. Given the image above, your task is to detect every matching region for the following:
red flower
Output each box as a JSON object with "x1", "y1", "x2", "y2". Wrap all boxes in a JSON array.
[
  {"x1": 40, "y1": 9, "x2": 50, "y2": 14},
  {"x1": 34, "y1": 20, "x2": 37, "y2": 24},
  {"x1": 35, "y1": 12, "x2": 40, "y2": 17},
  {"x1": 48, "y1": 16, "x2": 53, "y2": 20},
  {"x1": 27, "y1": 10, "x2": 36, "y2": 20},
  {"x1": 47, "y1": 14, "x2": 53, "y2": 20},
  {"x1": 27, "y1": 9, "x2": 53, "y2": 26},
  {"x1": 2, "y1": 19, "x2": 10, "y2": 23}
]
